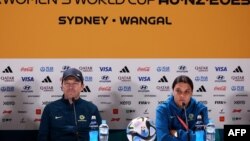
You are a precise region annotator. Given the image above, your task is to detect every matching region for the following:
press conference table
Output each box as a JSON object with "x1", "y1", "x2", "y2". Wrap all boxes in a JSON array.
[
  {"x1": 110, "y1": 129, "x2": 223, "y2": 141},
  {"x1": 0, "y1": 129, "x2": 223, "y2": 141}
]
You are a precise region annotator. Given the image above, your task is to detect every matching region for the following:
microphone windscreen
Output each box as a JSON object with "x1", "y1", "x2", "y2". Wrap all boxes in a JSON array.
[{"x1": 182, "y1": 102, "x2": 186, "y2": 107}]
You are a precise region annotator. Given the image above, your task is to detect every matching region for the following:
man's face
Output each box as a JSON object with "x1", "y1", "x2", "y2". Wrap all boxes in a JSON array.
[
  {"x1": 61, "y1": 76, "x2": 83, "y2": 100},
  {"x1": 173, "y1": 82, "x2": 193, "y2": 108}
]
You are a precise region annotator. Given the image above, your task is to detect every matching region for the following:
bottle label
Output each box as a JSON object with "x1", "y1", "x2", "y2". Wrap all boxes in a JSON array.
[
  {"x1": 195, "y1": 130, "x2": 205, "y2": 141},
  {"x1": 99, "y1": 128, "x2": 109, "y2": 134},
  {"x1": 89, "y1": 131, "x2": 98, "y2": 141},
  {"x1": 206, "y1": 126, "x2": 215, "y2": 133}
]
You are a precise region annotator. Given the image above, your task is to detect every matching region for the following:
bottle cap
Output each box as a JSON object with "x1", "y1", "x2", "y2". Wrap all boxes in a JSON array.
[
  {"x1": 209, "y1": 119, "x2": 214, "y2": 123},
  {"x1": 91, "y1": 115, "x2": 96, "y2": 120},
  {"x1": 102, "y1": 120, "x2": 106, "y2": 124}
]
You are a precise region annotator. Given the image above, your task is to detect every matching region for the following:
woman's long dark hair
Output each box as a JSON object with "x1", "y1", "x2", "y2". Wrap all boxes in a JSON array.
[{"x1": 172, "y1": 75, "x2": 193, "y2": 91}]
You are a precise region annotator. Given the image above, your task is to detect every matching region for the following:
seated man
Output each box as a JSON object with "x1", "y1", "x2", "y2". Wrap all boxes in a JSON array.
[{"x1": 38, "y1": 68, "x2": 102, "y2": 141}]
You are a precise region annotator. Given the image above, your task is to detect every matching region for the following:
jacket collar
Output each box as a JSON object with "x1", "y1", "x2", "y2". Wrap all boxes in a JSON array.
[{"x1": 61, "y1": 94, "x2": 81, "y2": 105}]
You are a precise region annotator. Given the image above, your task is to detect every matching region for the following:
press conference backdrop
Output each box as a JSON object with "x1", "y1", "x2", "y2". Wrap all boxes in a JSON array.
[
  {"x1": 1, "y1": 2, "x2": 250, "y2": 58},
  {"x1": 0, "y1": 59, "x2": 250, "y2": 130}
]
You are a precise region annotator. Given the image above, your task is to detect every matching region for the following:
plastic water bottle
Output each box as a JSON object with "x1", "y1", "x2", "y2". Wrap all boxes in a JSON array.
[
  {"x1": 195, "y1": 115, "x2": 205, "y2": 141},
  {"x1": 206, "y1": 119, "x2": 216, "y2": 141},
  {"x1": 99, "y1": 120, "x2": 109, "y2": 141},
  {"x1": 89, "y1": 115, "x2": 98, "y2": 141}
]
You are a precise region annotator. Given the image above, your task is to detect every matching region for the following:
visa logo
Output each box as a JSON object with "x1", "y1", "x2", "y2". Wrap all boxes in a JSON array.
[
  {"x1": 138, "y1": 76, "x2": 151, "y2": 81},
  {"x1": 21, "y1": 77, "x2": 34, "y2": 82},
  {"x1": 215, "y1": 67, "x2": 227, "y2": 72},
  {"x1": 99, "y1": 67, "x2": 112, "y2": 72}
]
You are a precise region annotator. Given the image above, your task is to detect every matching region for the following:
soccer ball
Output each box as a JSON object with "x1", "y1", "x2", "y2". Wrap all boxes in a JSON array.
[{"x1": 126, "y1": 117, "x2": 156, "y2": 141}]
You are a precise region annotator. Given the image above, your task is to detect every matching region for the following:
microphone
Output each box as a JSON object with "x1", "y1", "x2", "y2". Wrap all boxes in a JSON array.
[{"x1": 182, "y1": 102, "x2": 189, "y2": 130}]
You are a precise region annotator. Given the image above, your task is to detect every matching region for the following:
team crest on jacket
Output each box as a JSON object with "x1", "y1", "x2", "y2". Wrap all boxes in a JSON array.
[
  {"x1": 78, "y1": 115, "x2": 86, "y2": 122},
  {"x1": 188, "y1": 114, "x2": 194, "y2": 121}
]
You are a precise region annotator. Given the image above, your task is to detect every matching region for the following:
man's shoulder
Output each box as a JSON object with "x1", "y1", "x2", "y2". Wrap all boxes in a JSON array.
[{"x1": 45, "y1": 99, "x2": 63, "y2": 108}]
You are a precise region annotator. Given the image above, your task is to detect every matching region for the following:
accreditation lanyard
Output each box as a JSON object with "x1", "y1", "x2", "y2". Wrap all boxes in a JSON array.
[{"x1": 175, "y1": 113, "x2": 189, "y2": 131}]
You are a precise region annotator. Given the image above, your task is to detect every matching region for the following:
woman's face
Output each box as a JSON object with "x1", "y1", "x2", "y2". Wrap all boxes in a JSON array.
[{"x1": 173, "y1": 82, "x2": 193, "y2": 108}]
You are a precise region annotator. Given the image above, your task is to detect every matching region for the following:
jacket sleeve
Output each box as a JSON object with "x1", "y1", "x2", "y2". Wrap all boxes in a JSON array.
[
  {"x1": 201, "y1": 107, "x2": 209, "y2": 125},
  {"x1": 156, "y1": 105, "x2": 175, "y2": 141},
  {"x1": 37, "y1": 105, "x2": 50, "y2": 141},
  {"x1": 156, "y1": 106, "x2": 195, "y2": 141},
  {"x1": 196, "y1": 102, "x2": 209, "y2": 125},
  {"x1": 93, "y1": 105, "x2": 102, "y2": 125}
]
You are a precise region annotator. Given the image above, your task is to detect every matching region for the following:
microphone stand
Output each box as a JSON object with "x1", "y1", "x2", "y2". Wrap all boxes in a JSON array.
[
  {"x1": 182, "y1": 102, "x2": 188, "y2": 129},
  {"x1": 182, "y1": 102, "x2": 190, "y2": 141},
  {"x1": 72, "y1": 98, "x2": 79, "y2": 141}
]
